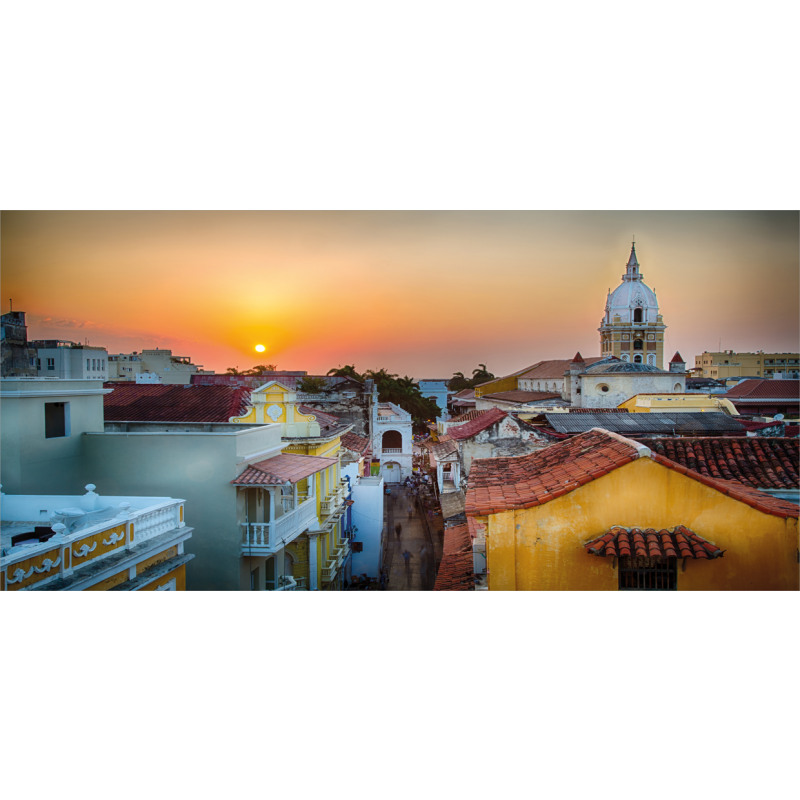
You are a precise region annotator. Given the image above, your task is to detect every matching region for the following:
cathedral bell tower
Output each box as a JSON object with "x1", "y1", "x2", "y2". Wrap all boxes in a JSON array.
[{"x1": 598, "y1": 242, "x2": 666, "y2": 369}]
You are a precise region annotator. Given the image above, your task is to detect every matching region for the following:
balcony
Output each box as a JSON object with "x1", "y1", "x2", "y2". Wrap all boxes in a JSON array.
[
  {"x1": 320, "y1": 486, "x2": 345, "y2": 518},
  {"x1": 240, "y1": 495, "x2": 318, "y2": 556},
  {"x1": 381, "y1": 448, "x2": 403, "y2": 454},
  {"x1": 1, "y1": 497, "x2": 186, "y2": 592}
]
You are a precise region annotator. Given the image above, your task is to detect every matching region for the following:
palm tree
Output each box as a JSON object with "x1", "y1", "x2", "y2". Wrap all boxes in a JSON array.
[{"x1": 327, "y1": 364, "x2": 363, "y2": 381}]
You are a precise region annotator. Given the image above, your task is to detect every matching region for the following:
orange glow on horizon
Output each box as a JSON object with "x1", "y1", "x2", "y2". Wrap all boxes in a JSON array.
[{"x1": 2, "y1": 211, "x2": 797, "y2": 379}]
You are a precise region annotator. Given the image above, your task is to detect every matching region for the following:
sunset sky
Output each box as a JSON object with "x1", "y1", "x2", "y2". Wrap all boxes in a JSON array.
[{"x1": 2, "y1": 210, "x2": 797, "y2": 379}]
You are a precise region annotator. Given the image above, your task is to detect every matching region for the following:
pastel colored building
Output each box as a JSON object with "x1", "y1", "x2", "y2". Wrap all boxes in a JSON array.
[
  {"x1": 0, "y1": 378, "x2": 109, "y2": 495},
  {"x1": 371, "y1": 395, "x2": 413, "y2": 484},
  {"x1": 30, "y1": 340, "x2": 109, "y2": 381},
  {"x1": 695, "y1": 351, "x2": 800, "y2": 380},
  {"x1": 418, "y1": 378, "x2": 450, "y2": 421},
  {"x1": 465, "y1": 428, "x2": 798, "y2": 591},
  {"x1": 107, "y1": 348, "x2": 212, "y2": 384},
  {"x1": 1, "y1": 484, "x2": 192, "y2": 591}
]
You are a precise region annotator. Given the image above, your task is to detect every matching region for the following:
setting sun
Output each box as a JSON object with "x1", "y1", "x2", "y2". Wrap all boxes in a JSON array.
[{"x1": 255, "y1": 344, "x2": 266, "y2": 353}]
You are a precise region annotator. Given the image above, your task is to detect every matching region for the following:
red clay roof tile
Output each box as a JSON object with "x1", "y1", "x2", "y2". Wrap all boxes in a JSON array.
[
  {"x1": 585, "y1": 526, "x2": 724, "y2": 559},
  {"x1": 103, "y1": 383, "x2": 251, "y2": 422},
  {"x1": 448, "y1": 407, "x2": 508, "y2": 440},
  {"x1": 433, "y1": 523, "x2": 474, "y2": 591},
  {"x1": 231, "y1": 453, "x2": 337, "y2": 485}
]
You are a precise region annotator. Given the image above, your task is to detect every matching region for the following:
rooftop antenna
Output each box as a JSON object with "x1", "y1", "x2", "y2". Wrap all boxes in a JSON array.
[{"x1": 9, "y1": 298, "x2": 12, "y2": 312}]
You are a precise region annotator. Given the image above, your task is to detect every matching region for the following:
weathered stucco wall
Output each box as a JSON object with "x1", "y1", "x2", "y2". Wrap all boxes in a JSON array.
[{"x1": 484, "y1": 458, "x2": 798, "y2": 591}]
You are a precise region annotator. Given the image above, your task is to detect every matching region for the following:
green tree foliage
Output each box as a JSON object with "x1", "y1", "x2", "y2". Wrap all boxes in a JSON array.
[
  {"x1": 297, "y1": 376, "x2": 328, "y2": 393},
  {"x1": 244, "y1": 364, "x2": 278, "y2": 374},
  {"x1": 362, "y1": 369, "x2": 440, "y2": 432},
  {"x1": 448, "y1": 364, "x2": 496, "y2": 391},
  {"x1": 326, "y1": 364, "x2": 363, "y2": 381}
]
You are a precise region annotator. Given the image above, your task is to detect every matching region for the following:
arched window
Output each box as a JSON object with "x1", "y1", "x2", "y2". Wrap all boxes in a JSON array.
[
  {"x1": 381, "y1": 430, "x2": 402, "y2": 451},
  {"x1": 634, "y1": 354, "x2": 643, "y2": 363},
  {"x1": 621, "y1": 353, "x2": 630, "y2": 362},
  {"x1": 633, "y1": 339, "x2": 643, "y2": 350},
  {"x1": 633, "y1": 307, "x2": 643, "y2": 323},
  {"x1": 647, "y1": 353, "x2": 656, "y2": 366}
]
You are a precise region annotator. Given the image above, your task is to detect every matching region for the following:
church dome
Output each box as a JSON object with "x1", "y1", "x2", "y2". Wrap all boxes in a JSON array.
[
  {"x1": 584, "y1": 360, "x2": 666, "y2": 375},
  {"x1": 603, "y1": 242, "x2": 660, "y2": 325}
]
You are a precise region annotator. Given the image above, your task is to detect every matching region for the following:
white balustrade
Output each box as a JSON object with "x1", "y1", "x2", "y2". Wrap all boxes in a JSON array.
[
  {"x1": 382, "y1": 448, "x2": 403, "y2": 454},
  {"x1": 240, "y1": 496, "x2": 318, "y2": 554}
]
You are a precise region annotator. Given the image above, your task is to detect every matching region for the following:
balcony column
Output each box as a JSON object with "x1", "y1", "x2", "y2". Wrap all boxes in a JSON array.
[{"x1": 307, "y1": 531, "x2": 320, "y2": 591}]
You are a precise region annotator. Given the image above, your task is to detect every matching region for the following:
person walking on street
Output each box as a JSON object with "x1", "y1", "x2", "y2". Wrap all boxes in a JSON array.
[
  {"x1": 395, "y1": 522, "x2": 402, "y2": 542},
  {"x1": 401, "y1": 549, "x2": 413, "y2": 586},
  {"x1": 407, "y1": 504, "x2": 413, "y2": 520}
]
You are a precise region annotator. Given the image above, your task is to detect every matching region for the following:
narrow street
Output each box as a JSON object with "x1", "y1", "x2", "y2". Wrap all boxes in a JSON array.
[{"x1": 381, "y1": 483, "x2": 440, "y2": 590}]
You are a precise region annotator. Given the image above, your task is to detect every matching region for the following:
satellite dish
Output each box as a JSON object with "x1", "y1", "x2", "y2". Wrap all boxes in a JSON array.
[{"x1": 774, "y1": 413, "x2": 785, "y2": 421}]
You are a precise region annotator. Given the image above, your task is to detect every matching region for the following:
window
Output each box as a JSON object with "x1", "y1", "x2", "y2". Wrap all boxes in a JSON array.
[
  {"x1": 598, "y1": 384, "x2": 610, "y2": 393},
  {"x1": 634, "y1": 354, "x2": 643, "y2": 363},
  {"x1": 87, "y1": 358, "x2": 91, "y2": 370},
  {"x1": 633, "y1": 308, "x2": 643, "y2": 323},
  {"x1": 633, "y1": 339, "x2": 643, "y2": 350},
  {"x1": 36, "y1": 358, "x2": 41, "y2": 370},
  {"x1": 46, "y1": 357, "x2": 55, "y2": 370},
  {"x1": 619, "y1": 556, "x2": 677, "y2": 590},
  {"x1": 45, "y1": 402, "x2": 70, "y2": 438}
]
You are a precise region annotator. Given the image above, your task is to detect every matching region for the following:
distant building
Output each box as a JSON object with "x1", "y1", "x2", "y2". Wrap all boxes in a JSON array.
[
  {"x1": 1, "y1": 311, "x2": 37, "y2": 377},
  {"x1": 30, "y1": 339, "x2": 109, "y2": 380},
  {"x1": 418, "y1": 378, "x2": 450, "y2": 421},
  {"x1": 371, "y1": 392, "x2": 413, "y2": 484},
  {"x1": 695, "y1": 351, "x2": 800, "y2": 380},
  {"x1": 599, "y1": 242, "x2": 667, "y2": 368},
  {"x1": 107, "y1": 348, "x2": 212, "y2": 384},
  {"x1": 723, "y1": 379, "x2": 800, "y2": 418}
]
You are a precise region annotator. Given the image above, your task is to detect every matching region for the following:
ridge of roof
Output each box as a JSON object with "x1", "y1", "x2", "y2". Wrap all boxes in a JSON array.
[
  {"x1": 449, "y1": 407, "x2": 508, "y2": 440},
  {"x1": 466, "y1": 427, "x2": 798, "y2": 519}
]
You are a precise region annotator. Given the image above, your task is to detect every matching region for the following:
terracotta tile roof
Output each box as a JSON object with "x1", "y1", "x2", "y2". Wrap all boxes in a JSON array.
[
  {"x1": 297, "y1": 405, "x2": 344, "y2": 434},
  {"x1": 466, "y1": 428, "x2": 799, "y2": 519},
  {"x1": 516, "y1": 357, "x2": 604, "y2": 381},
  {"x1": 231, "y1": 453, "x2": 337, "y2": 485},
  {"x1": 431, "y1": 439, "x2": 459, "y2": 459},
  {"x1": 585, "y1": 526, "x2": 724, "y2": 559},
  {"x1": 480, "y1": 390, "x2": 563, "y2": 404},
  {"x1": 452, "y1": 388, "x2": 477, "y2": 400},
  {"x1": 643, "y1": 437, "x2": 799, "y2": 490},
  {"x1": 103, "y1": 384, "x2": 251, "y2": 422},
  {"x1": 724, "y1": 379, "x2": 800, "y2": 400},
  {"x1": 449, "y1": 407, "x2": 508, "y2": 440},
  {"x1": 466, "y1": 429, "x2": 640, "y2": 515},
  {"x1": 433, "y1": 524, "x2": 474, "y2": 591},
  {"x1": 340, "y1": 432, "x2": 370, "y2": 455},
  {"x1": 450, "y1": 409, "x2": 489, "y2": 423}
]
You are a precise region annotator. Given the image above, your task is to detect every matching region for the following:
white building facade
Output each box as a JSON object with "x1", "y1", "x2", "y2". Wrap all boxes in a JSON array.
[{"x1": 371, "y1": 399, "x2": 413, "y2": 483}]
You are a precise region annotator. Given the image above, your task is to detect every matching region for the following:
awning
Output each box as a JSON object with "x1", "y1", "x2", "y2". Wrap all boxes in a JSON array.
[
  {"x1": 232, "y1": 453, "x2": 337, "y2": 486},
  {"x1": 585, "y1": 526, "x2": 724, "y2": 559}
]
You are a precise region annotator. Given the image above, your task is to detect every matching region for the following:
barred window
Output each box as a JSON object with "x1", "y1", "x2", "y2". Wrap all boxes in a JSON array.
[{"x1": 619, "y1": 556, "x2": 677, "y2": 590}]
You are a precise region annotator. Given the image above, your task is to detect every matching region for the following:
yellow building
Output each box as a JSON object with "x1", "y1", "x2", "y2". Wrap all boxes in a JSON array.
[
  {"x1": 465, "y1": 428, "x2": 798, "y2": 590},
  {"x1": 231, "y1": 381, "x2": 352, "y2": 590},
  {"x1": 695, "y1": 351, "x2": 800, "y2": 379},
  {"x1": 618, "y1": 393, "x2": 739, "y2": 415},
  {"x1": 1, "y1": 485, "x2": 192, "y2": 591}
]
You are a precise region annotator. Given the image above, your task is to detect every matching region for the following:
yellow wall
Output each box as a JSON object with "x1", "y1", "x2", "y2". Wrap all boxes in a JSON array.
[
  {"x1": 139, "y1": 564, "x2": 187, "y2": 591},
  {"x1": 618, "y1": 394, "x2": 739, "y2": 415},
  {"x1": 484, "y1": 458, "x2": 798, "y2": 591},
  {"x1": 474, "y1": 375, "x2": 519, "y2": 398}
]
